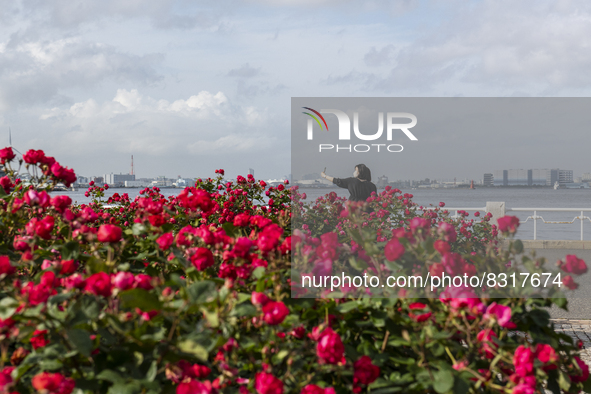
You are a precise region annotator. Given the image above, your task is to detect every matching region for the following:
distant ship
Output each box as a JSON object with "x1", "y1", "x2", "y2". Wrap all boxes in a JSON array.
[{"x1": 554, "y1": 181, "x2": 560, "y2": 190}]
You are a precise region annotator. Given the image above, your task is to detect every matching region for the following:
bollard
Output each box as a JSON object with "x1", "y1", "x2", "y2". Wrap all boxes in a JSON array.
[{"x1": 486, "y1": 202, "x2": 506, "y2": 227}]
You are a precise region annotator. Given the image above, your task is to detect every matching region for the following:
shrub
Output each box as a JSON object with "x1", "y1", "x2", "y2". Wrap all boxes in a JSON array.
[{"x1": 0, "y1": 147, "x2": 586, "y2": 393}]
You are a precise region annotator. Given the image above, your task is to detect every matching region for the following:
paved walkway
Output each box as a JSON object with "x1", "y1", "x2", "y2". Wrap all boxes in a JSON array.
[{"x1": 552, "y1": 319, "x2": 591, "y2": 365}]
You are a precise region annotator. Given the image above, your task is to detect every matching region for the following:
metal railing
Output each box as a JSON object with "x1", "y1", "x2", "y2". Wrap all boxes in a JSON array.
[
  {"x1": 429, "y1": 205, "x2": 591, "y2": 240},
  {"x1": 506, "y1": 208, "x2": 591, "y2": 241}
]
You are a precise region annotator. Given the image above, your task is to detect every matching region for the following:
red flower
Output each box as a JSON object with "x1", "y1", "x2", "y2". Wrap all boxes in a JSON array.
[
  {"x1": 252, "y1": 292, "x2": 270, "y2": 307},
  {"x1": 113, "y1": 272, "x2": 135, "y2": 290},
  {"x1": 570, "y1": 356, "x2": 590, "y2": 383},
  {"x1": 50, "y1": 195, "x2": 72, "y2": 213},
  {"x1": 316, "y1": 328, "x2": 345, "y2": 365},
  {"x1": 353, "y1": 355, "x2": 380, "y2": 385},
  {"x1": 190, "y1": 247, "x2": 214, "y2": 271},
  {"x1": 0, "y1": 256, "x2": 15, "y2": 276},
  {"x1": 255, "y1": 372, "x2": 283, "y2": 394},
  {"x1": 563, "y1": 275, "x2": 578, "y2": 290},
  {"x1": 497, "y1": 216, "x2": 520, "y2": 234},
  {"x1": 476, "y1": 329, "x2": 497, "y2": 359},
  {"x1": 35, "y1": 216, "x2": 55, "y2": 240},
  {"x1": 0, "y1": 176, "x2": 13, "y2": 194},
  {"x1": 51, "y1": 163, "x2": 77, "y2": 187},
  {"x1": 23, "y1": 149, "x2": 45, "y2": 164},
  {"x1": 85, "y1": 272, "x2": 113, "y2": 297},
  {"x1": 0, "y1": 366, "x2": 14, "y2": 392},
  {"x1": 32, "y1": 372, "x2": 75, "y2": 394},
  {"x1": 256, "y1": 224, "x2": 283, "y2": 253},
  {"x1": 408, "y1": 302, "x2": 432, "y2": 322},
  {"x1": 437, "y1": 222, "x2": 457, "y2": 242},
  {"x1": 134, "y1": 274, "x2": 155, "y2": 290},
  {"x1": 31, "y1": 329, "x2": 49, "y2": 350},
  {"x1": 24, "y1": 190, "x2": 50, "y2": 207},
  {"x1": 97, "y1": 224, "x2": 122, "y2": 243},
  {"x1": 384, "y1": 238, "x2": 405, "y2": 261},
  {"x1": 233, "y1": 213, "x2": 251, "y2": 227},
  {"x1": 559, "y1": 255, "x2": 588, "y2": 275},
  {"x1": 262, "y1": 301, "x2": 289, "y2": 325},
  {"x1": 156, "y1": 233, "x2": 174, "y2": 250},
  {"x1": 290, "y1": 326, "x2": 306, "y2": 339},
  {"x1": 534, "y1": 344, "x2": 558, "y2": 368},
  {"x1": 0, "y1": 147, "x2": 15, "y2": 164},
  {"x1": 433, "y1": 240, "x2": 451, "y2": 254},
  {"x1": 59, "y1": 259, "x2": 77, "y2": 275},
  {"x1": 300, "y1": 384, "x2": 336, "y2": 394}
]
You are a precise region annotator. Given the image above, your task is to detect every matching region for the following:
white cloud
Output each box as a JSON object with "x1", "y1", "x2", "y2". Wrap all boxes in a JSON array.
[
  {"x1": 0, "y1": 36, "x2": 163, "y2": 109},
  {"x1": 39, "y1": 89, "x2": 267, "y2": 156}
]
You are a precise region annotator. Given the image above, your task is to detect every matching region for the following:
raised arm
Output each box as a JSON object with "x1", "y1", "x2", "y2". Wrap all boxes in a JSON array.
[{"x1": 320, "y1": 171, "x2": 334, "y2": 182}]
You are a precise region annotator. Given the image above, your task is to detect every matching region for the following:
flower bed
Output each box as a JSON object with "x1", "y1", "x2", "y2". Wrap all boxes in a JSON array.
[{"x1": 0, "y1": 146, "x2": 588, "y2": 393}]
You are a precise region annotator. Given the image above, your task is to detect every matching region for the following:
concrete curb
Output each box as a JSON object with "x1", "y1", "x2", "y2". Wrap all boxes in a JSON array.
[{"x1": 500, "y1": 240, "x2": 591, "y2": 249}]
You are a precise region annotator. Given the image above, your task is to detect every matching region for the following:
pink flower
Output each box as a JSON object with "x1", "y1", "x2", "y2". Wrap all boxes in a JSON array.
[
  {"x1": 409, "y1": 217, "x2": 430, "y2": 233},
  {"x1": 513, "y1": 346, "x2": 535, "y2": 377},
  {"x1": 316, "y1": 328, "x2": 345, "y2": 365},
  {"x1": 113, "y1": 272, "x2": 135, "y2": 291},
  {"x1": 262, "y1": 301, "x2": 290, "y2": 325},
  {"x1": 252, "y1": 292, "x2": 270, "y2": 307},
  {"x1": 24, "y1": 189, "x2": 50, "y2": 207},
  {"x1": 497, "y1": 216, "x2": 520, "y2": 233},
  {"x1": 384, "y1": 238, "x2": 405, "y2": 261},
  {"x1": 512, "y1": 383, "x2": 535, "y2": 394},
  {"x1": 483, "y1": 302, "x2": 512, "y2": 328},
  {"x1": 437, "y1": 222, "x2": 457, "y2": 242},
  {"x1": 353, "y1": 356, "x2": 380, "y2": 385},
  {"x1": 255, "y1": 372, "x2": 283, "y2": 394}
]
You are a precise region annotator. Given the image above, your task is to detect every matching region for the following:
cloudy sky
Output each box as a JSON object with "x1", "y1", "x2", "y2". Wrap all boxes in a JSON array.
[{"x1": 1, "y1": 0, "x2": 591, "y2": 181}]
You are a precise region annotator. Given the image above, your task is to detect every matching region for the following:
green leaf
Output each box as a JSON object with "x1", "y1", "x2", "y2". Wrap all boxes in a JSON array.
[
  {"x1": 0, "y1": 297, "x2": 17, "y2": 319},
  {"x1": 178, "y1": 340, "x2": 208, "y2": 361},
  {"x1": 145, "y1": 361, "x2": 157, "y2": 382},
  {"x1": 119, "y1": 289, "x2": 162, "y2": 311},
  {"x1": 66, "y1": 328, "x2": 93, "y2": 357},
  {"x1": 107, "y1": 381, "x2": 142, "y2": 394},
  {"x1": 132, "y1": 223, "x2": 147, "y2": 235},
  {"x1": 337, "y1": 301, "x2": 361, "y2": 314},
  {"x1": 511, "y1": 239, "x2": 524, "y2": 254},
  {"x1": 433, "y1": 369, "x2": 454, "y2": 393},
  {"x1": 558, "y1": 371, "x2": 571, "y2": 391},
  {"x1": 201, "y1": 308, "x2": 219, "y2": 327},
  {"x1": 222, "y1": 222, "x2": 237, "y2": 237},
  {"x1": 187, "y1": 281, "x2": 217, "y2": 304},
  {"x1": 252, "y1": 267, "x2": 266, "y2": 279},
  {"x1": 232, "y1": 303, "x2": 257, "y2": 318}
]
